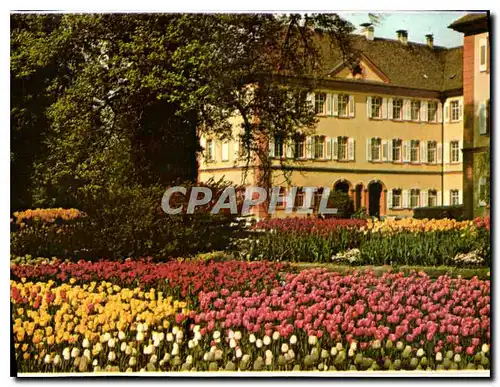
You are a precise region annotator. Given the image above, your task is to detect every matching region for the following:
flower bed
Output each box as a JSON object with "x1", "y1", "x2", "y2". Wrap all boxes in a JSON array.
[
  {"x1": 239, "y1": 217, "x2": 490, "y2": 266},
  {"x1": 11, "y1": 262, "x2": 490, "y2": 373},
  {"x1": 11, "y1": 260, "x2": 287, "y2": 304}
]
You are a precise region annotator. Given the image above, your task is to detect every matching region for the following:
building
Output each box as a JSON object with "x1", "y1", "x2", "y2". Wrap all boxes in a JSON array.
[
  {"x1": 449, "y1": 13, "x2": 490, "y2": 219},
  {"x1": 199, "y1": 23, "x2": 468, "y2": 219}
]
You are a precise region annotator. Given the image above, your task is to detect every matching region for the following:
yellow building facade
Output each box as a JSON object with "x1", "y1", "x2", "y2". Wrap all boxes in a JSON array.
[{"x1": 199, "y1": 28, "x2": 467, "y2": 219}]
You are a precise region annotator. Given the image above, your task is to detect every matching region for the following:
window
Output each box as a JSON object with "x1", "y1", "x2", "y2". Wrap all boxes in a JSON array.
[
  {"x1": 427, "y1": 141, "x2": 437, "y2": 163},
  {"x1": 428, "y1": 102, "x2": 438, "y2": 122},
  {"x1": 392, "y1": 139, "x2": 402, "y2": 162},
  {"x1": 450, "y1": 190, "x2": 460, "y2": 206},
  {"x1": 274, "y1": 136, "x2": 284, "y2": 158},
  {"x1": 295, "y1": 188, "x2": 305, "y2": 208},
  {"x1": 428, "y1": 190, "x2": 438, "y2": 207},
  {"x1": 294, "y1": 137, "x2": 305, "y2": 159},
  {"x1": 411, "y1": 101, "x2": 420, "y2": 121},
  {"x1": 313, "y1": 188, "x2": 324, "y2": 211},
  {"x1": 338, "y1": 136, "x2": 348, "y2": 160},
  {"x1": 206, "y1": 139, "x2": 215, "y2": 161},
  {"x1": 371, "y1": 97, "x2": 383, "y2": 118},
  {"x1": 450, "y1": 141, "x2": 460, "y2": 163},
  {"x1": 393, "y1": 99, "x2": 403, "y2": 120},
  {"x1": 313, "y1": 136, "x2": 325, "y2": 159},
  {"x1": 338, "y1": 94, "x2": 349, "y2": 117},
  {"x1": 371, "y1": 138, "x2": 381, "y2": 161},
  {"x1": 410, "y1": 189, "x2": 420, "y2": 208},
  {"x1": 451, "y1": 100, "x2": 460, "y2": 121},
  {"x1": 392, "y1": 189, "x2": 402, "y2": 209},
  {"x1": 315, "y1": 93, "x2": 326, "y2": 115},
  {"x1": 410, "y1": 140, "x2": 420, "y2": 163}
]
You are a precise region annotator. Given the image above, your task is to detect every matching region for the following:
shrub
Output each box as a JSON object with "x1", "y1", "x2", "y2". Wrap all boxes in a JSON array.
[
  {"x1": 324, "y1": 190, "x2": 354, "y2": 218},
  {"x1": 10, "y1": 180, "x2": 247, "y2": 261},
  {"x1": 413, "y1": 205, "x2": 464, "y2": 220}
]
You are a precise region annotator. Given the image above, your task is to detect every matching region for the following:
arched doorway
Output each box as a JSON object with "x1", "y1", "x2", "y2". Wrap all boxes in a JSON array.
[
  {"x1": 368, "y1": 181, "x2": 383, "y2": 218},
  {"x1": 355, "y1": 184, "x2": 364, "y2": 211},
  {"x1": 334, "y1": 180, "x2": 350, "y2": 194}
]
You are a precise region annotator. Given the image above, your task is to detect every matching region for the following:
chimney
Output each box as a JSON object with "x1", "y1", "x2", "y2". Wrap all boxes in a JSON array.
[
  {"x1": 396, "y1": 29, "x2": 408, "y2": 45},
  {"x1": 360, "y1": 23, "x2": 374, "y2": 41},
  {"x1": 426, "y1": 34, "x2": 434, "y2": 49}
]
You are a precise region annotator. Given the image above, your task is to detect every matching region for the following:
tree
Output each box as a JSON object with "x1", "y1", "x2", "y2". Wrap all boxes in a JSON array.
[{"x1": 11, "y1": 13, "x2": 358, "y2": 210}]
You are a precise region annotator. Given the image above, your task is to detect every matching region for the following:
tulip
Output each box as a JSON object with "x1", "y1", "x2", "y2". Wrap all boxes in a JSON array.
[{"x1": 108, "y1": 351, "x2": 116, "y2": 362}]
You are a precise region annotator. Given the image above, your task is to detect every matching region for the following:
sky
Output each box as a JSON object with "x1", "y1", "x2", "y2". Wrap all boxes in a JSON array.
[{"x1": 337, "y1": 11, "x2": 473, "y2": 48}]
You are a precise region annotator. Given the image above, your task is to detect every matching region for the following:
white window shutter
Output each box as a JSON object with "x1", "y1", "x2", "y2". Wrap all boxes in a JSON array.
[
  {"x1": 326, "y1": 94, "x2": 333, "y2": 116},
  {"x1": 459, "y1": 99, "x2": 463, "y2": 121},
  {"x1": 420, "y1": 141, "x2": 427, "y2": 163},
  {"x1": 326, "y1": 137, "x2": 332, "y2": 159},
  {"x1": 332, "y1": 94, "x2": 339, "y2": 117},
  {"x1": 403, "y1": 100, "x2": 410, "y2": 120},
  {"x1": 306, "y1": 137, "x2": 313, "y2": 159},
  {"x1": 387, "y1": 190, "x2": 393, "y2": 209},
  {"x1": 348, "y1": 95, "x2": 355, "y2": 117},
  {"x1": 366, "y1": 138, "x2": 372, "y2": 161},
  {"x1": 268, "y1": 137, "x2": 275, "y2": 158},
  {"x1": 437, "y1": 191, "x2": 442, "y2": 206},
  {"x1": 387, "y1": 139, "x2": 393, "y2": 162},
  {"x1": 443, "y1": 190, "x2": 450, "y2": 206},
  {"x1": 403, "y1": 140, "x2": 410, "y2": 162},
  {"x1": 348, "y1": 138, "x2": 355, "y2": 161},
  {"x1": 459, "y1": 189, "x2": 463, "y2": 205},
  {"x1": 233, "y1": 138, "x2": 240, "y2": 160},
  {"x1": 222, "y1": 141, "x2": 230, "y2": 161},
  {"x1": 366, "y1": 96, "x2": 372, "y2": 118},
  {"x1": 458, "y1": 140, "x2": 463, "y2": 163},
  {"x1": 479, "y1": 102, "x2": 487, "y2": 134},
  {"x1": 200, "y1": 136, "x2": 207, "y2": 158},
  {"x1": 382, "y1": 139, "x2": 388, "y2": 161},
  {"x1": 382, "y1": 98, "x2": 388, "y2": 119},
  {"x1": 211, "y1": 140, "x2": 216, "y2": 161},
  {"x1": 437, "y1": 142, "x2": 442, "y2": 164},
  {"x1": 444, "y1": 102, "x2": 450, "y2": 123},
  {"x1": 421, "y1": 190, "x2": 428, "y2": 207},
  {"x1": 479, "y1": 38, "x2": 487, "y2": 72},
  {"x1": 332, "y1": 137, "x2": 338, "y2": 160},
  {"x1": 306, "y1": 92, "x2": 315, "y2": 109},
  {"x1": 421, "y1": 102, "x2": 428, "y2": 122},
  {"x1": 438, "y1": 102, "x2": 443, "y2": 123},
  {"x1": 402, "y1": 189, "x2": 408, "y2": 208},
  {"x1": 387, "y1": 98, "x2": 393, "y2": 120},
  {"x1": 443, "y1": 142, "x2": 449, "y2": 164},
  {"x1": 286, "y1": 140, "x2": 293, "y2": 159}
]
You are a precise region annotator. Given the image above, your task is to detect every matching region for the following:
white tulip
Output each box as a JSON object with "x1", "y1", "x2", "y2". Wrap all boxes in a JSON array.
[
  {"x1": 108, "y1": 351, "x2": 116, "y2": 362},
  {"x1": 272, "y1": 331, "x2": 280, "y2": 341},
  {"x1": 120, "y1": 342, "x2": 127, "y2": 352},
  {"x1": 118, "y1": 331, "x2": 126, "y2": 341},
  {"x1": 256, "y1": 339, "x2": 263, "y2": 348},
  {"x1": 482, "y1": 344, "x2": 489, "y2": 353},
  {"x1": 108, "y1": 338, "x2": 116, "y2": 348},
  {"x1": 82, "y1": 338, "x2": 90, "y2": 348},
  {"x1": 236, "y1": 348, "x2": 243, "y2": 358},
  {"x1": 53, "y1": 355, "x2": 61, "y2": 365},
  {"x1": 137, "y1": 323, "x2": 144, "y2": 333},
  {"x1": 436, "y1": 352, "x2": 443, "y2": 362},
  {"x1": 281, "y1": 343, "x2": 289, "y2": 353},
  {"x1": 417, "y1": 348, "x2": 425, "y2": 357},
  {"x1": 83, "y1": 349, "x2": 91, "y2": 361},
  {"x1": 308, "y1": 335, "x2": 318, "y2": 346},
  {"x1": 150, "y1": 354, "x2": 158, "y2": 364},
  {"x1": 263, "y1": 336, "x2": 271, "y2": 346},
  {"x1": 166, "y1": 333, "x2": 174, "y2": 342},
  {"x1": 44, "y1": 354, "x2": 51, "y2": 364},
  {"x1": 249, "y1": 334, "x2": 256, "y2": 343},
  {"x1": 290, "y1": 335, "x2": 297, "y2": 345},
  {"x1": 235, "y1": 331, "x2": 242, "y2": 341},
  {"x1": 186, "y1": 355, "x2": 193, "y2": 365},
  {"x1": 230, "y1": 338, "x2": 237, "y2": 348},
  {"x1": 63, "y1": 348, "x2": 70, "y2": 361},
  {"x1": 136, "y1": 332, "x2": 144, "y2": 342},
  {"x1": 213, "y1": 331, "x2": 221, "y2": 340},
  {"x1": 129, "y1": 357, "x2": 137, "y2": 366},
  {"x1": 71, "y1": 347, "x2": 80, "y2": 358}
]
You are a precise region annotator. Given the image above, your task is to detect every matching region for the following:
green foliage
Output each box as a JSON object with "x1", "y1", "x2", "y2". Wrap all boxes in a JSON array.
[
  {"x1": 325, "y1": 190, "x2": 354, "y2": 219},
  {"x1": 11, "y1": 181, "x2": 247, "y2": 260},
  {"x1": 413, "y1": 206, "x2": 464, "y2": 220},
  {"x1": 11, "y1": 13, "x2": 357, "y2": 210},
  {"x1": 237, "y1": 228, "x2": 490, "y2": 267}
]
